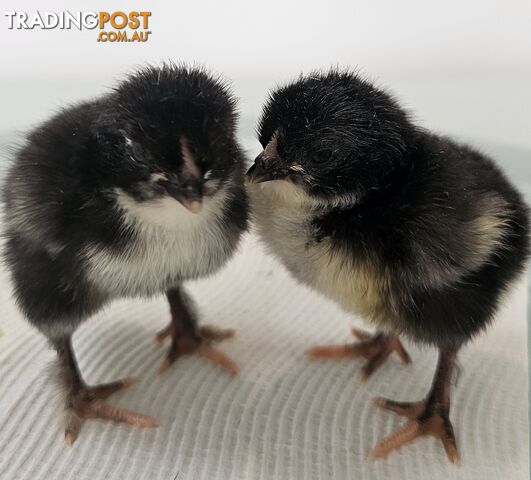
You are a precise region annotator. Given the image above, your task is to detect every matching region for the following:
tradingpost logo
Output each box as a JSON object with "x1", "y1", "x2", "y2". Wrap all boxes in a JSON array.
[{"x1": 4, "y1": 11, "x2": 152, "y2": 42}]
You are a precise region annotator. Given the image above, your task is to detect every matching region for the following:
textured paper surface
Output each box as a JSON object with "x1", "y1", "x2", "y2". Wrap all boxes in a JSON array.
[{"x1": 0, "y1": 234, "x2": 528, "y2": 480}]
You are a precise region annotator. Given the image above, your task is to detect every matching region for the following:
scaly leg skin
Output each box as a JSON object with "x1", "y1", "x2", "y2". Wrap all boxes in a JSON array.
[
  {"x1": 307, "y1": 327, "x2": 411, "y2": 380},
  {"x1": 55, "y1": 337, "x2": 158, "y2": 446},
  {"x1": 154, "y1": 287, "x2": 238, "y2": 376},
  {"x1": 370, "y1": 349, "x2": 459, "y2": 463}
]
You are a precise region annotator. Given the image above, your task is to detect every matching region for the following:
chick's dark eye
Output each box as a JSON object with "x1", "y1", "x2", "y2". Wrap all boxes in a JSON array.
[{"x1": 314, "y1": 150, "x2": 332, "y2": 164}]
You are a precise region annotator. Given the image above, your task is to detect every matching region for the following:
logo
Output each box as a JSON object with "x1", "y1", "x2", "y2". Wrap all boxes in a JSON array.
[{"x1": 4, "y1": 11, "x2": 152, "y2": 43}]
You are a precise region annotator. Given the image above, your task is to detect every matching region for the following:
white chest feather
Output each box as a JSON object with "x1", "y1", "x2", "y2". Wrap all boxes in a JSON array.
[
  {"x1": 249, "y1": 181, "x2": 392, "y2": 323},
  {"x1": 84, "y1": 187, "x2": 237, "y2": 297},
  {"x1": 249, "y1": 181, "x2": 316, "y2": 276}
]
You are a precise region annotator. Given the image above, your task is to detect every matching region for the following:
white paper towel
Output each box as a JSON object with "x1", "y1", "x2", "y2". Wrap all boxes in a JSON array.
[{"x1": 0, "y1": 233, "x2": 528, "y2": 480}]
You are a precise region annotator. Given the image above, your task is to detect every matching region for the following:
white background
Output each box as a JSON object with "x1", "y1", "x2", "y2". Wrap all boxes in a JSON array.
[
  {"x1": 0, "y1": 4, "x2": 529, "y2": 479},
  {"x1": 0, "y1": 0, "x2": 530, "y2": 151}
]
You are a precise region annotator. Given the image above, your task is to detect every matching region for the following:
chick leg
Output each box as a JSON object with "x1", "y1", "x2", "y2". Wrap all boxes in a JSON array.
[
  {"x1": 54, "y1": 337, "x2": 158, "y2": 445},
  {"x1": 154, "y1": 287, "x2": 237, "y2": 375},
  {"x1": 307, "y1": 327, "x2": 411, "y2": 380},
  {"x1": 370, "y1": 349, "x2": 459, "y2": 463}
]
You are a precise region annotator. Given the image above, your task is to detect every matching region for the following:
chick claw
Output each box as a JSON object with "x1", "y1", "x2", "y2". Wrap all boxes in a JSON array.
[
  {"x1": 65, "y1": 377, "x2": 158, "y2": 445},
  {"x1": 154, "y1": 323, "x2": 238, "y2": 376},
  {"x1": 370, "y1": 397, "x2": 459, "y2": 463},
  {"x1": 307, "y1": 327, "x2": 411, "y2": 380}
]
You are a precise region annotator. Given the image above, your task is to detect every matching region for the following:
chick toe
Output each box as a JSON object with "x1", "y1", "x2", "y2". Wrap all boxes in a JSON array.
[
  {"x1": 156, "y1": 324, "x2": 237, "y2": 376},
  {"x1": 64, "y1": 378, "x2": 158, "y2": 445},
  {"x1": 307, "y1": 328, "x2": 411, "y2": 380},
  {"x1": 370, "y1": 400, "x2": 458, "y2": 463}
]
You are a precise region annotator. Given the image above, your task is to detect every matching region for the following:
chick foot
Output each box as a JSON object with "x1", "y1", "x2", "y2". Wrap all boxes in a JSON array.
[
  {"x1": 370, "y1": 397, "x2": 458, "y2": 463},
  {"x1": 307, "y1": 327, "x2": 411, "y2": 380},
  {"x1": 370, "y1": 349, "x2": 459, "y2": 463},
  {"x1": 154, "y1": 323, "x2": 238, "y2": 376},
  {"x1": 65, "y1": 377, "x2": 158, "y2": 445}
]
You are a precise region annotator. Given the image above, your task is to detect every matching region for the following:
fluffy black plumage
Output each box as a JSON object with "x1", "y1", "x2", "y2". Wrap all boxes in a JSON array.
[
  {"x1": 2, "y1": 64, "x2": 248, "y2": 443},
  {"x1": 247, "y1": 69, "x2": 529, "y2": 462}
]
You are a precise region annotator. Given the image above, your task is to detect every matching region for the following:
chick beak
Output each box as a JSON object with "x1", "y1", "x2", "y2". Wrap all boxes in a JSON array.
[
  {"x1": 179, "y1": 195, "x2": 202, "y2": 214},
  {"x1": 161, "y1": 180, "x2": 203, "y2": 214},
  {"x1": 246, "y1": 132, "x2": 285, "y2": 184},
  {"x1": 245, "y1": 160, "x2": 271, "y2": 184},
  {"x1": 245, "y1": 152, "x2": 287, "y2": 183},
  {"x1": 177, "y1": 184, "x2": 203, "y2": 213}
]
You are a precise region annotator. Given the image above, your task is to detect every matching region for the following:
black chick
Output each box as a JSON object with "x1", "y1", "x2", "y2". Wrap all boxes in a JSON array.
[
  {"x1": 2, "y1": 64, "x2": 248, "y2": 444},
  {"x1": 246, "y1": 70, "x2": 528, "y2": 462}
]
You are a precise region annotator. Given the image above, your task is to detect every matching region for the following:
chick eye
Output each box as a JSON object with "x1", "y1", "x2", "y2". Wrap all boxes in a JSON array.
[{"x1": 315, "y1": 150, "x2": 332, "y2": 163}]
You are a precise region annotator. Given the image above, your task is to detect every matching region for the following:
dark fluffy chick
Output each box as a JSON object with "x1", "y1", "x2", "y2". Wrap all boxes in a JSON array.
[
  {"x1": 246, "y1": 70, "x2": 528, "y2": 463},
  {"x1": 2, "y1": 64, "x2": 248, "y2": 444}
]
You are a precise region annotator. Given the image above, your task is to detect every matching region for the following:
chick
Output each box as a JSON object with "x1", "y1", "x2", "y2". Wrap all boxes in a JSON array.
[
  {"x1": 246, "y1": 70, "x2": 528, "y2": 462},
  {"x1": 2, "y1": 64, "x2": 248, "y2": 444}
]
